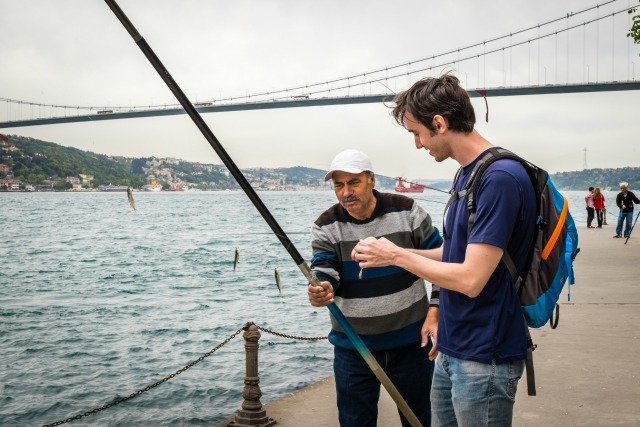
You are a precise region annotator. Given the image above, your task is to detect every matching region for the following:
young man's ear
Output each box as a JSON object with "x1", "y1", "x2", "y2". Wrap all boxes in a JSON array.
[{"x1": 432, "y1": 115, "x2": 447, "y2": 133}]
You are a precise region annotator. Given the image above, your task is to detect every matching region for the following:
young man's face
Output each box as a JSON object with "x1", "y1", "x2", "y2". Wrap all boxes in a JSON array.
[
  {"x1": 332, "y1": 170, "x2": 376, "y2": 220},
  {"x1": 403, "y1": 111, "x2": 448, "y2": 162}
]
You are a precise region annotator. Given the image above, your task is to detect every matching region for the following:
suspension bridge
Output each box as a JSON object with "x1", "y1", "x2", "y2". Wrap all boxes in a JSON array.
[{"x1": 1, "y1": 0, "x2": 639, "y2": 129}]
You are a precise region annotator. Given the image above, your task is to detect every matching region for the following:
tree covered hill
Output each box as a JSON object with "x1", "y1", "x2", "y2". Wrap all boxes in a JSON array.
[
  {"x1": 0, "y1": 135, "x2": 342, "y2": 190},
  {"x1": 551, "y1": 167, "x2": 640, "y2": 191},
  {"x1": 1, "y1": 134, "x2": 637, "y2": 190},
  {"x1": 2, "y1": 135, "x2": 146, "y2": 187}
]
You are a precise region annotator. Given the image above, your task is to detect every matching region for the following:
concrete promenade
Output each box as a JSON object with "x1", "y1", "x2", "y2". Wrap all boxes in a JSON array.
[{"x1": 221, "y1": 228, "x2": 640, "y2": 426}]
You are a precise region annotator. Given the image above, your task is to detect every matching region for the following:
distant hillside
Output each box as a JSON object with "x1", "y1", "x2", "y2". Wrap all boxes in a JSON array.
[
  {"x1": 551, "y1": 167, "x2": 640, "y2": 191},
  {"x1": 1, "y1": 134, "x2": 637, "y2": 191},
  {"x1": 2, "y1": 135, "x2": 146, "y2": 188},
  {"x1": 0, "y1": 135, "x2": 342, "y2": 190}
]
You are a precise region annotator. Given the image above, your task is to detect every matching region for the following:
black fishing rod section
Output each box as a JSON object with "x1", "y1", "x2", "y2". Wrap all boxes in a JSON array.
[{"x1": 103, "y1": 0, "x2": 305, "y2": 268}]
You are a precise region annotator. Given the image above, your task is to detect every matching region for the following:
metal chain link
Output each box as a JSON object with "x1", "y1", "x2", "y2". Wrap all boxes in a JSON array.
[
  {"x1": 43, "y1": 327, "x2": 244, "y2": 427},
  {"x1": 256, "y1": 325, "x2": 327, "y2": 341}
]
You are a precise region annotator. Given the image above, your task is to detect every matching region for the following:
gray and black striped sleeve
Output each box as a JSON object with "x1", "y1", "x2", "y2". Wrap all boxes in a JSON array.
[{"x1": 410, "y1": 202, "x2": 443, "y2": 307}]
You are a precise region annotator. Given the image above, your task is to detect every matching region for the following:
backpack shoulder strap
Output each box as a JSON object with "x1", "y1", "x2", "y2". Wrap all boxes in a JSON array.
[
  {"x1": 443, "y1": 147, "x2": 515, "y2": 240},
  {"x1": 465, "y1": 147, "x2": 517, "y2": 228},
  {"x1": 464, "y1": 147, "x2": 530, "y2": 288},
  {"x1": 501, "y1": 250, "x2": 523, "y2": 294},
  {"x1": 442, "y1": 166, "x2": 464, "y2": 240}
]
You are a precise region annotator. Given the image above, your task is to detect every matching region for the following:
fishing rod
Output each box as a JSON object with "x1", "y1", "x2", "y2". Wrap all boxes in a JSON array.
[
  {"x1": 624, "y1": 210, "x2": 640, "y2": 245},
  {"x1": 102, "y1": 1, "x2": 421, "y2": 425}
]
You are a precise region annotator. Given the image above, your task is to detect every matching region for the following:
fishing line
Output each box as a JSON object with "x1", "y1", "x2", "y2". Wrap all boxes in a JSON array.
[
  {"x1": 375, "y1": 173, "x2": 451, "y2": 194},
  {"x1": 305, "y1": 159, "x2": 451, "y2": 195},
  {"x1": 411, "y1": 197, "x2": 448, "y2": 206},
  {"x1": 102, "y1": 1, "x2": 421, "y2": 425},
  {"x1": 304, "y1": 160, "x2": 452, "y2": 205}
]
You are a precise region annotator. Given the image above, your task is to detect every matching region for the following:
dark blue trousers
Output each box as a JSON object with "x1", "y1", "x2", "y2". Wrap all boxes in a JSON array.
[{"x1": 333, "y1": 342, "x2": 433, "y2": 427}]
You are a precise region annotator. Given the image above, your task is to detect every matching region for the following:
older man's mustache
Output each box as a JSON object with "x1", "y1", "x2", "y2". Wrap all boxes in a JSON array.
[{"x1": 342, "y1": 195, "x2": 359, "y2": 203}]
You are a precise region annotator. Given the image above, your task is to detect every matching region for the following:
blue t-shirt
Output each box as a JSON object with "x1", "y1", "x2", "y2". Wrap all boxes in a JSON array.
[{"x1": 438, "y1": 152, "x2": 536, "y2": 363}]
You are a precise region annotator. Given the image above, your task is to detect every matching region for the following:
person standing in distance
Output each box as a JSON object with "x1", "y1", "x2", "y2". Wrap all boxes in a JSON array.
[
  {"x1": 308, "y1": 149, "x2": 443, "y2": 427},
  {"x1": 585, "y1": 187, "x2": 595, "y2": 228},
  {"x1": 351, "y1": 74, "x2": 536, "y2": 426},
  {"x1": 593, "y1": 187, "x2": 605, "y2": 228},
  {"x1": 614, "y1": 182, "x2": 640, "y2": 238}
]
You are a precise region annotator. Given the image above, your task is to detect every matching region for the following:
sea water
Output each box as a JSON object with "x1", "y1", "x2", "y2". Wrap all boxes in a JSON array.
[{"x1": 0, "y1": 189, "x2": 609, "y2": 425}]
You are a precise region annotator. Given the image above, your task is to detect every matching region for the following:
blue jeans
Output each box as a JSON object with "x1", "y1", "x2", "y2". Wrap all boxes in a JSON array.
[
  {"x1": 334, "y1": 342, "x2": 433, "y2": 427},
  {"x1": 616, "y1": 211, "x2": 634, "y2": 237},
  {"x1": 431, "y1": 353, "x2": 524, "y2": 427}
]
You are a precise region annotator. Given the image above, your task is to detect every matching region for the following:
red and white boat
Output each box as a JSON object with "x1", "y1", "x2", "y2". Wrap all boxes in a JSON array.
[{"x1": 394, "y1": 177, "x2": 425, "y2": 193}]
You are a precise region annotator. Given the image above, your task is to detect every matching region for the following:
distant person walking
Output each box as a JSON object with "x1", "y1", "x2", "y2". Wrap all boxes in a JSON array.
[
  {"x1": 593, "y1": 187, "x2": 605, "y2": 228},
  {"x1": 585, "y1": 187, "x2": 595, "y2": 228},
  {"x1": 614, "y1": 182, "x2": 640, "y2": 238}
]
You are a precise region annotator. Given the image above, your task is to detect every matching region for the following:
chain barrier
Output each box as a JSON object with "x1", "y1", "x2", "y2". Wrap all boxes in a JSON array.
[
  {"x1": 43, "y1": 326, "x2": 244, "y2": 427},
  {"x1": 42, "y1": 323, "x2": 327, "y2": 426},
  {"x1": 256, "y1": 325, "x2": 327, "y2": 341}
]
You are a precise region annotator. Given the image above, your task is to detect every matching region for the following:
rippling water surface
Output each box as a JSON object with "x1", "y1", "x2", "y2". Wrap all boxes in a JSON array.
[{"x1": 0, "y1": 189, "x2": 599, "y2": 425}]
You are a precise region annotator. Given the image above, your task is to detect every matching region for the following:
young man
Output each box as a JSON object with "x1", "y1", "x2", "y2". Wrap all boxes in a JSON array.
[
  {"x1": 352, "y1": 74, "x2": 536, "y2": 426},
  {"x1": 308, "y1": 148, "x2": 442, "y2": 427},
  {"x1": 614, "y1": 182, "x2": 640, "y2": 238}
]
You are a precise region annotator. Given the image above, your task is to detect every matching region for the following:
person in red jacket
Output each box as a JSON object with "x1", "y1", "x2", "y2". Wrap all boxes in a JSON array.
[{"x1": 593, "y1": 187, "x2": 606, "y2": 228}]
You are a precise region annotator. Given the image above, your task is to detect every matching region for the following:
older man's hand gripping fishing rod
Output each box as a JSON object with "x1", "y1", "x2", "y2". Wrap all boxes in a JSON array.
[{"x1": 102, "y1": 1, "x2": 422, "y2": 425}]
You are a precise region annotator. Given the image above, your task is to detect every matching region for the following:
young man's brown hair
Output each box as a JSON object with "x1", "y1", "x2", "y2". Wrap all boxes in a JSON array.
[{"x1": 392, "y1": 74, "x2": 476, "y2": 134}]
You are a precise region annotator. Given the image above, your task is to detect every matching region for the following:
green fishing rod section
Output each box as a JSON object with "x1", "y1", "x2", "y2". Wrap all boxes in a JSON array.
[{"x1": 102, "y1": 1, "x2": 422, "y2": 425}]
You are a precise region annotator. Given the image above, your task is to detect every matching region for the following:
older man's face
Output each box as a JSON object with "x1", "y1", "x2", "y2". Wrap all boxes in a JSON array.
[{"x1": 332, "y1": 171, "x2": 376, "y2": 220}]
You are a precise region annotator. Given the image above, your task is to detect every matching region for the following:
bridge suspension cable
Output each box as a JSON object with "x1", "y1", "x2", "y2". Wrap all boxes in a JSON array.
[
  {"x1": 264, "y1": 5, "x2": 636, "y2": 101},
  {"x1": 0, "y1": 0, "x2": 631, "y2": 114},
  {"x1": 1, "y1": 0, "x2": 637, "y2": 126}
]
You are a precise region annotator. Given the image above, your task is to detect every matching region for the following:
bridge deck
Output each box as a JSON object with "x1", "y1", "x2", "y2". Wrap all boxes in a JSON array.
[{"x1": 2, "y1": 81, "x2": 639, "y2": 129}]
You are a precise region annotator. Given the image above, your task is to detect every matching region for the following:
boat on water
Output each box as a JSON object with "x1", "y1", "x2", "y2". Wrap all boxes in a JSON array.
[
  {"x1": 98, "y1": 184, "x2": 129, "y2": 192},
  {"x1": 394, "y1": 177, "x2": 425, "y2": 193},
  {"x1": 168, "y1": 179, "x2": 185, "y2": 191},
  {"x1": 142, "y1": 179, "x2": 163, "y2": 192},
  {"x1": 142, "y1": 184, "x2": 163, "y2": 192}
]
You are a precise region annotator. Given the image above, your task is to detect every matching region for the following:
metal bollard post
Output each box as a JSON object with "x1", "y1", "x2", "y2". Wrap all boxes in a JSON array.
[{"x1": 228, "y1": 322, "x2": 276, "y2": 427}]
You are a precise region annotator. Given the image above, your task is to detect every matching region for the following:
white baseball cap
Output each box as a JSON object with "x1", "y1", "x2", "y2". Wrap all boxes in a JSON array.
[{"x1": 324, "y1": 149, "x2": 374, "y2": 181}]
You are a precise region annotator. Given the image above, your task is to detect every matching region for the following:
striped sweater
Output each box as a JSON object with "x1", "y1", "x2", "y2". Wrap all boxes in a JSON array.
[{"x1": 311, "y1": 190, "x2": 442, "y2": 351}]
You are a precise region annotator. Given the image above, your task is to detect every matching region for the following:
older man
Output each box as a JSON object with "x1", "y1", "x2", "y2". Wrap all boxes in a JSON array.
[
  {"x1": 615, "y1": 182, "x2": 640, "y2": 238},
  {"x1": 308, "y1": 148, "x2": 442, "y2": 427}
]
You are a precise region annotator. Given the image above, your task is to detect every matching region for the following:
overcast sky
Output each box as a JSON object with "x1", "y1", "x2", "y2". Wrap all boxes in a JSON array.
[{"x1": 1, "y1": 0, "x2": 639, "y2": 180}]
